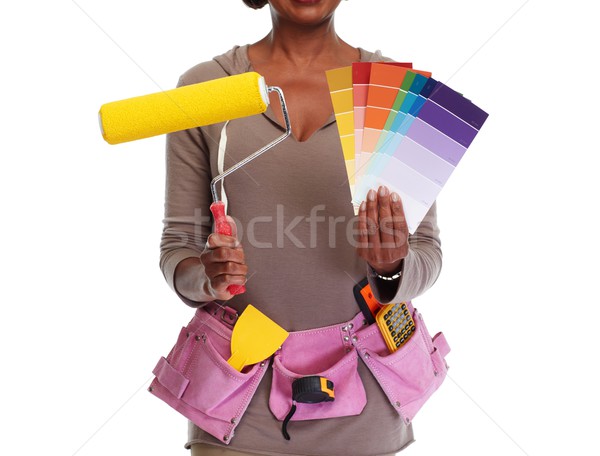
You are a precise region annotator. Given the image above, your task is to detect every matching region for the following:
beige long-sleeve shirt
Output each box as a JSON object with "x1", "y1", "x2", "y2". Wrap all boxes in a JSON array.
[{"x1": 160, "y1": 45, "x2": 442, "y2": 455}]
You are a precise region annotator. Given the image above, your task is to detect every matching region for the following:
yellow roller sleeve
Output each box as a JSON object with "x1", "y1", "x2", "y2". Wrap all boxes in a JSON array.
[{"x1": 99, "y1": 72, "x2": 269, "y2": 145}]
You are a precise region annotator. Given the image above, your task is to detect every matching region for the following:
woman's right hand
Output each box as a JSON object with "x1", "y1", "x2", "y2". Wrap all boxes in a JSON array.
[{"x1": 200, "y1": 216, "x2": 248, "y2": 300}]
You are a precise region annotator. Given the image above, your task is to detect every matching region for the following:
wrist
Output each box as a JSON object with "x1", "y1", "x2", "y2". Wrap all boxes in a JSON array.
[
  {"x1": 369, "y1": 259, "x2": 404, "y2": 281},
  {"x1": 371, "y1": 259, "x2": 403, "y2": 276},
  {"x1": 375, "y1": 270, "x2": 402, "y2": 281}
]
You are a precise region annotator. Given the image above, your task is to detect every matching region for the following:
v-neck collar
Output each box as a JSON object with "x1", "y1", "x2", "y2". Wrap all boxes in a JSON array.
[{"x1": 238, "y1": 45, "x2": 371, "y2": 142}]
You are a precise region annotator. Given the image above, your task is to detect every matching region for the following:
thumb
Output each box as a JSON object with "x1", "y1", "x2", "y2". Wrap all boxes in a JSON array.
[{"x1": 225, "y1": 215, "x2": 240, "y2": 243}]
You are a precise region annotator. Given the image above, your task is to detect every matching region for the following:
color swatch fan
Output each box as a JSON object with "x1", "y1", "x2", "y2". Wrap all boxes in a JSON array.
[{"x1": 326, "y1": 63, "x2": 489, "y2": 233}]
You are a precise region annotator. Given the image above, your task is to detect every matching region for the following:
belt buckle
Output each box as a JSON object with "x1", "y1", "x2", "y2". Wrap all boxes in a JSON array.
[
  {"x1": 220, "y1": 306, "x2": 239, "y2": 326},
  {"x1": 206, "y1": 302, "x2": 239, "y2": 327}
]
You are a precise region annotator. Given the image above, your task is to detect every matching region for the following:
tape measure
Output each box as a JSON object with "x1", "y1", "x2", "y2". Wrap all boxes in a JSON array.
[
  {"x1": 292, "y1": 376, "x2": 335, "y2": 403},
  {"x1": 282, "y1": 376, "x2": 335, "y2": 440}
]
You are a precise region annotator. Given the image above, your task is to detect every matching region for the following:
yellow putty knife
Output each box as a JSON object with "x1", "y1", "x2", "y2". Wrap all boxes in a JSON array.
[{"x1": 227, "y1": 304, "x2": 289, "y2": 372}]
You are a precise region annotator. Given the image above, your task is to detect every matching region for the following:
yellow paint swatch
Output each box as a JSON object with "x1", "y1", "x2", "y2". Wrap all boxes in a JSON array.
[{"x1": 326, "y1": 66, "x2": 356, "y2": 197}]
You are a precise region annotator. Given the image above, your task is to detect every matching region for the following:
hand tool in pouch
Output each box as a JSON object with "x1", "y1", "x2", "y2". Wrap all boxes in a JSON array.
[
  {"x1": 227, "y1": 304, "x2": 289, "y2": 372},
  {"x1": 353, "y1": 277, "x2": 382, "y2": 324},
  {"x1": 375, "y1": 302, "x2": 416, "y2": 352},
  {"x1": 282, "y1": 376, "x2": 335, "y2": 440}
]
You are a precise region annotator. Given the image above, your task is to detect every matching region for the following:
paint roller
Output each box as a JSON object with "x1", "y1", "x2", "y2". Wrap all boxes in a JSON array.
[{"x1": 99, "y1": 72, "x2": 292, "y2": 295}]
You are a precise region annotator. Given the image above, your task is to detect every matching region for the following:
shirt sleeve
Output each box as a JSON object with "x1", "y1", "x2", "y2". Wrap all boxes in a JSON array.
[
  {"x1": 366, "y1": 201, "x2": 442, "y2": 304},
  {"x1": 159, "y1": 75, "x2": 215, "y2": 307}
]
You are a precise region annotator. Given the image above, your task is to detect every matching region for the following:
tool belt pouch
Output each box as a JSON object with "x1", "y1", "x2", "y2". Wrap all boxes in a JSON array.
[
  {"x1": 269, "y1": 313, "x2": 367, "y2": 421},
  {"x1": 353, "y1": 302, "x2": 451, "y2": 424},
  {"x1": 149, "y1": 304, "x2": 269, "y2": 444}
]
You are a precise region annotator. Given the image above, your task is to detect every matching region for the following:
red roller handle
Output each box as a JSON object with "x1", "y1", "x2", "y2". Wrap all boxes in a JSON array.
[{"x1": 210, "y1": 202, "x2": 246, "y2": 295}]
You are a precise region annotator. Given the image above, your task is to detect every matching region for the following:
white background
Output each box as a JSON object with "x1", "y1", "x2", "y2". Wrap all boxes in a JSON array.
[{"x1": 1, "y1": 1, "x2": 598, "y2": 455}]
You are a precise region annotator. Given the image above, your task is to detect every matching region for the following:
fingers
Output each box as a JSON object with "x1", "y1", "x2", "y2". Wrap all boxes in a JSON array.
[
  {"x1": 202, "y1": 248, "x2": 247, "y2": 279},
  {"x1": 203, "y1": 215, "x2": 247, "y2": 298},
  {"x1": 204, "y1": 243, "x2": 246, "y2": 265},
  {"x1": 356, "y1": 185, "x2": 409, "y2": 272},
  {"x1": 201, "y1": 245, "x2": 248, "y2": 297},
  {"x1": 390, "y1": 191, "x2": 409, "y2": 248},
  {"x1": 209, "y1": 269, "x2": 247, "y2": 296},
  {"x1": 366, "y1": 188, "x2": 380, "y2": 251},
  {"x1": 357, "y1": 200, "x2": 368, "y2": 254},
  {"x1": 377, "y1": 186, "x2": 395, "y2": 249}
]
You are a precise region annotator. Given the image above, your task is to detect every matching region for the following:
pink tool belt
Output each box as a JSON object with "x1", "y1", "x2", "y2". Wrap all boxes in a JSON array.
[{"x1": 149, "y1": 301, "x2": 450, "y2": 444}]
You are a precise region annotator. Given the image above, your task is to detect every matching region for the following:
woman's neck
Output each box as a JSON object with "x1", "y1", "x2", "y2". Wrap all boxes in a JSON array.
[{"x1": 251, "y1": 17, "x2": 354, "y2": 68}]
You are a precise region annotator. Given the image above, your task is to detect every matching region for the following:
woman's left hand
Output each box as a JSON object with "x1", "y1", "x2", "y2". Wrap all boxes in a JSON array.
[{"x1": 357, "y1": 186, "x2": 409, "y2": 276}]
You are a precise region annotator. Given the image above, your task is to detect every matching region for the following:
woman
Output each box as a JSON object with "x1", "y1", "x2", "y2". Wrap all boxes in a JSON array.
[{"x1": 159, "y1": 0, "x2": 442, "y2": 454}]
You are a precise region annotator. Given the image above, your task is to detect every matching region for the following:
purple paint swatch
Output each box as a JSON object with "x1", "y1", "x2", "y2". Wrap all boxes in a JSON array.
[
  {"x1": 417, "y1": 102, "x2": 479, "y2": 148},
  {"x1": 393, "y1": 137, "x2": 455, "y2": 186},
  {"x1": 380, "y1": 158, "x2": 441, "y2": 206},
  {"x1": 428, "y1": 83, "x2": 488, "y2": 129},
  {"x1": 405, "y1": 118, "x2": 467, "y2": 166}
]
